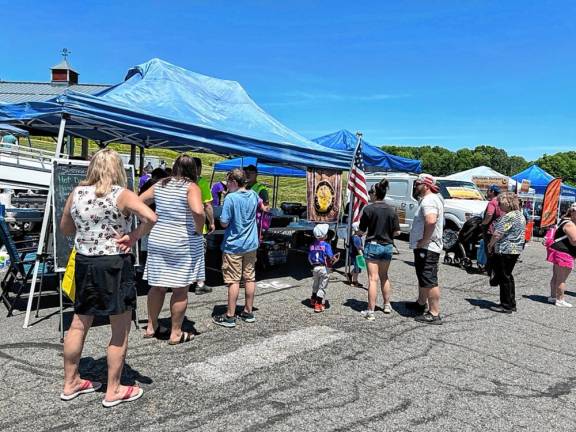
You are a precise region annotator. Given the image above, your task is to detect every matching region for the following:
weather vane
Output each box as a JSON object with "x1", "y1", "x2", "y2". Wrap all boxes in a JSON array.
[{"x1": 61, "y1": 48, "x2": 71, "y2": 61}]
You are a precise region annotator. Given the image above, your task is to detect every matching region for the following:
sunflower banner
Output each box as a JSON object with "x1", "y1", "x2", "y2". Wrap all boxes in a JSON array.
[{"x1": 306, "y1": 169, "x2": 342, "y2": 223}]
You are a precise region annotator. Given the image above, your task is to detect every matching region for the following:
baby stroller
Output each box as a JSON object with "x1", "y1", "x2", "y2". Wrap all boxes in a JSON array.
[{"x1": 443, "y1": 216, "x2": 485, "y2": 270}]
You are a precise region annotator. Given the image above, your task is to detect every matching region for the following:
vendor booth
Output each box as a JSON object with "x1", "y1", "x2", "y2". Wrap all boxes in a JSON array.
[
  {"x1": 445, "y1": 165, "x2": 536, "y2": 194},
  {"x1": 0, "y1": 58, "x2": 350, "y2": 328}
]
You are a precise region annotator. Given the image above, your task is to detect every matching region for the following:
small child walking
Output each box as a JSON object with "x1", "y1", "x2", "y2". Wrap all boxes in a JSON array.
[
  {"x1": 350, "y1": 222, "x2": 364, "y2": 287},
  {"x1": 308, "y1": 224, "x2": 340, "y2": 313}
]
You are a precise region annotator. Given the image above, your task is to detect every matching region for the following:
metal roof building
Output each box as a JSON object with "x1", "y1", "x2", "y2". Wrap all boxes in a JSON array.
[
  {"x1": 0, "y1": 55, "x2": 111, "y2": 104},
  {"x1": 0, "y1": 81, "x2": 110, "y2": 104}
]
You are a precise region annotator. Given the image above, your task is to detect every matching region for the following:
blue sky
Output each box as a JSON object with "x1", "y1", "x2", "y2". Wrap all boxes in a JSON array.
[{"x1": 1, "y1": 0, "x2": 574, "y2": 161}]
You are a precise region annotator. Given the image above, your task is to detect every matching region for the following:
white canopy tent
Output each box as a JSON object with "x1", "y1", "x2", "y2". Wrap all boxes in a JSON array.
[{"x1": 445, "y1": 165, "x2": 535, "y2": 194}]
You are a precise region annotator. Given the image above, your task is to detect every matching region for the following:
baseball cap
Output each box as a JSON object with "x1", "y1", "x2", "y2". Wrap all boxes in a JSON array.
[
  {"x1": 415, "y1": 174, "x2": 439, "y2": 193},
  {"x1": 488, "y1": 184, "x2": 501, "y2": 194},
  {"x1": 313, "y1": 223, "x2": 330, "y2": 239}
]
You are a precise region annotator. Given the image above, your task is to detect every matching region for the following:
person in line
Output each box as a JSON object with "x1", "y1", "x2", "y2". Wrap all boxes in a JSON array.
[
  {"x1": 487, "y1": 192, "x2": 526, "y2": 313},
  {"x1": 481, "y1": 185, "x2": 503, "y2": 274},
  {"x1": 140, "y1": 154, "x2": 205, "y2": 344},
  {"x1": 308, "y1": 224, "x2": 340, "y2": 313},
  {"x1": 211, "y1": 179, "x2": 227, "y2": 206},
  {"x1": 193, "y1": 157, "x2": 215, "y2": 295},
  {"x1": 244, "y1": 164, "x2": 269, "y2": 206},
  {"x1": 138, "y1": 164, "x2": 153, "y2": 191},
  {"x1": 349, "y1": 222, "x2": 364, "y2": 287},
  {"x1": 213, "y1": 169, "x2": 260, "y2": 328},
  {"x1": 60, "y1": 149, "x2": 157, "y2": 407},
  {"x1": 408, "y1": 174, "x2": 445, "y2": 325},
  {"x1": 547, "y1": 203, "x2": 576, "y2": 307},
  {"x1": 357, "y1": 179, "x2": 401, "y2": 320},
  {"x1": 137, "y1": 168, "x2": 169, "y2": 278}
]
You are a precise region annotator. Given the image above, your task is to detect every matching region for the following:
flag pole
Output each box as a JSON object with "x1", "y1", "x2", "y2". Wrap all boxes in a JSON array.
[{"x1": 344, "y1": 131, "x2": 363, "y2": 280}]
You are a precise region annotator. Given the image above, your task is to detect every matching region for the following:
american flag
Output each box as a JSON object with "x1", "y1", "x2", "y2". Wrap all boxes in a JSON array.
[{"x1": 348, "y1": 138, "x2": 369, "y2": 222}]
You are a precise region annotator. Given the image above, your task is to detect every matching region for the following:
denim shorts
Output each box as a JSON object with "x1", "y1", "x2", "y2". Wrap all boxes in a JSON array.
[{"x1": 364, "y1": 242, "x2": 393, "y2": 262}]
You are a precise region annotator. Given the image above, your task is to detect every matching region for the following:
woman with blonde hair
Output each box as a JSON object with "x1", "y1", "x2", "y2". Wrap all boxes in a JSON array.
[
  {"x1": 139, "y1": 154, "x2": 205, "y2": 344},
  {"x1": 60, "y1": 148, "x2": 157, "y2": 407},
  {"x1": 487, "y1": 192, "x2": 526, "y2": 313},
  {"x1": 547, "y1": 203, "x2": 576, "y2": 307}
]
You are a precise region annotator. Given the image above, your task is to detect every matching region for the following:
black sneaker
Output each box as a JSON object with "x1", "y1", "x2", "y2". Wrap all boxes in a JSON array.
[
  {"x1": 406, "y1": 301, "x2": 427, "y2": 314},
  {"x1": 489, "y1": 305, "x2": 513, "y2": 314},
  {"x1": 213, "y1": 314, "x2": 236, "y2": 328},
  {"x1": 240, "y1": 311, "x2": 256, "y2": 323},
  {"x1": 195, "y1": 285, "x2": 213, "y2": 295},
  {"x1": 414, "y1": 312, "x2": 443, "y2": 325}
]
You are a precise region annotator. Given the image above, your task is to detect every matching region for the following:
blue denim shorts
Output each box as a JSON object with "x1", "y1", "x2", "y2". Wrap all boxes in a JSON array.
[{"x1": 364, "y1": 242, "x2": 393, "y2": 262}]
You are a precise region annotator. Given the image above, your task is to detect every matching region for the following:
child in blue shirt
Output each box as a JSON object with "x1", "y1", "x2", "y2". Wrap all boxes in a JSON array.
[{"x1": 308, "y1": 224, "x2": 339, "y2": 313}]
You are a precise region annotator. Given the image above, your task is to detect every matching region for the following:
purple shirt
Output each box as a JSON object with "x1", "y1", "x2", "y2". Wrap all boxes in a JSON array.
[{"x1": 211, "y1": 181, "x2": 227, "y2": 206}]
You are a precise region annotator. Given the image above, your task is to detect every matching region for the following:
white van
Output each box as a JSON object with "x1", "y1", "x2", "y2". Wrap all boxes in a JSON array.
[{"x1": 365, "y1": 173, "x2": 488, "y2": 249}]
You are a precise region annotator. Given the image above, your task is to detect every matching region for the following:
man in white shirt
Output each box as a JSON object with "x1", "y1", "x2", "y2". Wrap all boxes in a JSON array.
[{"x1": 409, "y1": 174, "x2": 444, "y2": 324}]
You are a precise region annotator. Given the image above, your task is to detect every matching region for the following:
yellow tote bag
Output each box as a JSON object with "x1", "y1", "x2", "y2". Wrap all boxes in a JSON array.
[{"x1": 62, "y1": 248, "x2": 76, "y2": 301}]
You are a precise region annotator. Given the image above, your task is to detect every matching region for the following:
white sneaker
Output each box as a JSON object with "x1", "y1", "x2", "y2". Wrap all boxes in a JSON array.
[
  {"x1": 548, "y1": 297, "x2": 556, "y2": 304},
  {"x1": 383, "y1": 304, "x2": 392, "y2": 314},
  {"x1": 361, "y1": 310, "x2": 375, "y2": 320},
  {"x1": 556, "y1": 299, "x2": 573, "y2": 308}
]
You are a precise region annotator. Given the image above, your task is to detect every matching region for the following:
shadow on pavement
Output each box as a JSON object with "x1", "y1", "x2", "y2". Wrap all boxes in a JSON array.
[
  {"x1": 465, "y1": 298, "x2": 499, "y2": 309},
  {"x1": 343, "y1": 298, "x2": 367, "y2": 312},
  {"x1": 78, "y1": 357, "x2": 153, "y2": 387},
  {"x1": 522, "y1": 295, "x2": 551, "y2": 305}
]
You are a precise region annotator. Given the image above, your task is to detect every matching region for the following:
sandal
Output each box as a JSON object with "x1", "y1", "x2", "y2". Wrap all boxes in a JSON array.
[
  {"x1": 102, "y1": 386, "x2": 143, "y2": 408},
  {"x1": 60, "y1": 379, "x2": 102, "y2": 401},
  {"x1": 143, "y1": 326, "x2": 170, "y2": 339},
  {"x1": 168, "y1": 331, "x2": 194, "y2": 345}
]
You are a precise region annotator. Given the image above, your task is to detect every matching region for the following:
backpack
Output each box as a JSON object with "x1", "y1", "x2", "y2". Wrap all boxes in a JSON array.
[{"x1": 544, "y1": 220, "x2": 568, "y2": 248}]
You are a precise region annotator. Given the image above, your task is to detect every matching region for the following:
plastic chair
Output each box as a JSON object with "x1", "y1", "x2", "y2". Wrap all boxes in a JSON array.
[{"x1": 0, "y1": 216, "x2": 39, "y2": 316}]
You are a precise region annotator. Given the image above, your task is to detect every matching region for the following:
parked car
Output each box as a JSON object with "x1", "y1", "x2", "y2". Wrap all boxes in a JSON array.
[{"x1": 365, "y1": 173, "x2": 488, "y2": 250}]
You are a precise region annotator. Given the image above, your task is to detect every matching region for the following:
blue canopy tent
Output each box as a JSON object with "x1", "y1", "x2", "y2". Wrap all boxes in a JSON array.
[
  {"x1": 213, "y1": 157, "x2": 305, "y2": 178},
  {"x1": 312, "y1": 129, "x2": 422, "y2": 173},
  {"x1": 511, "y1": 165, "x2": 576, "y2": 198},
  {"x1": 212, "y1": 157, "x2": 306, "y2": 208},
  {"x1": 0, "y1": 59, "x2": 349, "y2": 171}
]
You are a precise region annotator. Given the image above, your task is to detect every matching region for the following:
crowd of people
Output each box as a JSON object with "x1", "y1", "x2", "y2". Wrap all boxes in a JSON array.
[{"x1": 56, "y1": 149, "x2": 576, "y2": 407}]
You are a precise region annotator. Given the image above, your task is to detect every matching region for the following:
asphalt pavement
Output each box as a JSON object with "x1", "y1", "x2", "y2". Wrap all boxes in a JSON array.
[{"x1": 1, "y1": 238, "x2": 575, "y2": 432}]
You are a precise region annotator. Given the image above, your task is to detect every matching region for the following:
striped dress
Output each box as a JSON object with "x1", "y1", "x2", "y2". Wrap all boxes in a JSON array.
[{"x1": 143, "y1": 179, "x2": 205, "y2": 287}]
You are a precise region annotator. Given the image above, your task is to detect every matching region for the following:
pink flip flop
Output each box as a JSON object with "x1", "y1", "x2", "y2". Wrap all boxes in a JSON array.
[
  {"x1": 102, "y1": 386, "x2": 144, "y2": 408},
  {"x1": 60, "y1": 380, "x2": 102, "y2": 401}
]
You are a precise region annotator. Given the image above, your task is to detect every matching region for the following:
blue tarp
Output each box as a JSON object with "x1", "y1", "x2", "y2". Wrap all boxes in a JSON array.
[
  {"x1": 0, "y1": 59, "x2": 349, "y2": 170},
  {"x1": 213, "y1": 157, "x2": 305, "y2": 178},
  {"x1": 0, "y1": 123, "x2": 28, "y2": 136},
  {"x1": 312, "y1": 129, "x2": 422, "y2": 173},
  {"x1": 511, "y1": 165, "x2": 576, "y2": 198}
]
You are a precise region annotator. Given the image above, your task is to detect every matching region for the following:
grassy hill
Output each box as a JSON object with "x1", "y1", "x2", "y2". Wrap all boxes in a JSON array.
[{"x1": 28, "y1": 137, "x2": 308, "y2": 204}]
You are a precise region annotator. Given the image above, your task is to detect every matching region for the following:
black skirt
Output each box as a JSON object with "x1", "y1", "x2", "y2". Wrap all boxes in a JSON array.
[{"x1": 74, "y1": 254, "x2": 136, "y2": 316}]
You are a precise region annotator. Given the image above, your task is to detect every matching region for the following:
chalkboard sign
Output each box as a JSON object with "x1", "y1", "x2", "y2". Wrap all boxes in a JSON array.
[{"x1": 51, "y1": 160, "x2": 135, "y2": 271}]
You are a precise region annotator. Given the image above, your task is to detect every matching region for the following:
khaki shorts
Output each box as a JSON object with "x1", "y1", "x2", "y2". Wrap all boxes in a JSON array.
[{"x1": 222, "y1": 251, "x2": 257, "y2": 284}]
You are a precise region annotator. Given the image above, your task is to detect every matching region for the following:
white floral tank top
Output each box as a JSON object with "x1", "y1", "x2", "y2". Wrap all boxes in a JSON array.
[{"x1": 71, "y1": 185, "x2": 132, "y2": 256}]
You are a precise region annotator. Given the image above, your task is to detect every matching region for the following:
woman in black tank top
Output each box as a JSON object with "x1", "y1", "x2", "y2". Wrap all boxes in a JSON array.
[{"x1": 547, "y1": 203, "x2": 576, "y2": 307}]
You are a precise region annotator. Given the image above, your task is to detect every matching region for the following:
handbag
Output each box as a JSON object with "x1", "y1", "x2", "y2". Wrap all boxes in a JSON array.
[
  {"x1": 355, "y1": 254, "x2": 367, "y2": 270},
  {"x1": 62, "y1": 248, "x2": 77, "y2": 301}
]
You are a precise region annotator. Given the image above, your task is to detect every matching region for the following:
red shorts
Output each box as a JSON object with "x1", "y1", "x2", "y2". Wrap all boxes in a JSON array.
[{"x1": 547, "y1": 248, "x2": 575, "y2": 270}]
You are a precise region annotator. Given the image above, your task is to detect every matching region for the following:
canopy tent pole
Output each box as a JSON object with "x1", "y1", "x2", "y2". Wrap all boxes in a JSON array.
[
  {"x1": 209, "y1": 168, "x2": 216, "y2": 188},
  {"x1": 139, "y1": 146, "x2": 145, "y2": 176},
  {"x1": 129, "y1": 144, "x2": 137, "y2": 166},
  {"x1": 54, "y1": 116, "x2": 68, "y2": 158},
  {"x1": 344, "y1": 132, "x2": 363, "y2": 279}
]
